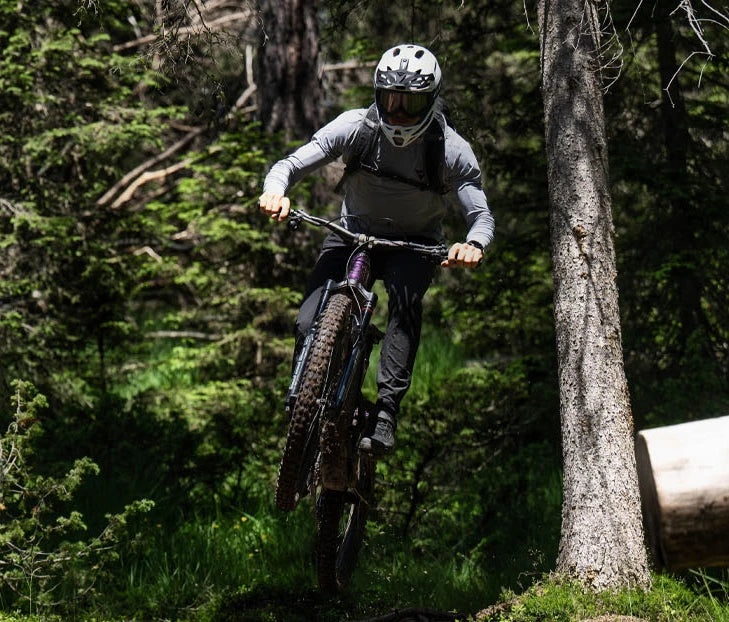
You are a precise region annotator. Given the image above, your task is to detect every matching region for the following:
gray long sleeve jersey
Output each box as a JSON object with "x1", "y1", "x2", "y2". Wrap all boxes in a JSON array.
[{"x1": 263, "y1": 108, "x2": 495, "y2": 249}]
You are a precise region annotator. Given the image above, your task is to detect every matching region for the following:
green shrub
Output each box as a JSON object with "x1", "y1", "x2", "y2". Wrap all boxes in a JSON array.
[{"x1": 0, "y1": 381, "x2": 153, "y2": 616}]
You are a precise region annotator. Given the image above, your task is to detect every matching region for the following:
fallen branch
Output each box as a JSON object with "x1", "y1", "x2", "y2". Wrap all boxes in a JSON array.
[
  {"x1": 132, "y1": 246, "x2": 163, "y2": 262},
  {"x1": 319, "y1": 59, "x2": 376, "y2": 79},
  {"x1": 320, "y1": 60, "x2": 377, "y2": 72},
  {"x1": 125, "y1": 186, "x2": 172, "y2": 212},
  {"x1": 100, "y1": 44, "x2": 257, "y2": 211}
]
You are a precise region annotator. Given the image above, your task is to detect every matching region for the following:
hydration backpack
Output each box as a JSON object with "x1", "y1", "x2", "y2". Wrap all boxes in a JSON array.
[{"x1": 336, "y1": 100, "x2": 453, "y2": 195}]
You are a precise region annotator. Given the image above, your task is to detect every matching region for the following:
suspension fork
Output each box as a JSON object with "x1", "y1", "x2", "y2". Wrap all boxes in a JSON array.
[
  {"x1": 331, "y1": 247, "x2": 377, "y2": 415},
  {"x1": 331, "y1": 286, "x2": 379, "y2": 415}
]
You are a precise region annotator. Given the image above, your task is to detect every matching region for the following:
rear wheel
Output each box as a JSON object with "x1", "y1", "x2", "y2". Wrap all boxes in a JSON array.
[
  {"x1": 316, "y1": 452, "x2": 376, "y2": 593},
  {"x1": 275, "y1": 294, "x2": 352, "y2": 511}
]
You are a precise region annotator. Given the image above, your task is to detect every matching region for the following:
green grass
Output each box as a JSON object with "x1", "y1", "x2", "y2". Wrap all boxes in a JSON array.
[
  {"x1": 483, "y1": 572, "x2": 729, "y2": 621},
  {"x1": 101, "y1": 528, "x2": 729, "y2": 622},
  {"x1": 6, "y1": 317, "x2": 725, "y2": 621},
  {"x1": 106, "y1": 506, "x2": 318, "y2": 619},
  {"x1": 5, "y1": 494, "x2": 718, "y2": 622}
]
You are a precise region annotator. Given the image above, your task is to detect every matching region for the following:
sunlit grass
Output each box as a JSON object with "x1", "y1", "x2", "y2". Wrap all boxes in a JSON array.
[{"x1": 490, "y1": 572, "x2": 729, "y2": 622}]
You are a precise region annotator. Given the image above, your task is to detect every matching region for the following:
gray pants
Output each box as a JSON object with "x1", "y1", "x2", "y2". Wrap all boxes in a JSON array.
[{"x1": 295, "y1": 234, "x2": 437, "y2": 416}]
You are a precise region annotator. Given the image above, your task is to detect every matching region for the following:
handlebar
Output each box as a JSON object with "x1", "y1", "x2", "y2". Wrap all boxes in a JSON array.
[{"x1": 286, "y1": 209, "x2": 449, "y2": 261}]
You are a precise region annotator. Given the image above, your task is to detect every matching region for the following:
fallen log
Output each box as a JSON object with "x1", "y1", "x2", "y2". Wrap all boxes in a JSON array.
[{"x1": 635, "y1": 415, "x2": 729, "y2": 571}]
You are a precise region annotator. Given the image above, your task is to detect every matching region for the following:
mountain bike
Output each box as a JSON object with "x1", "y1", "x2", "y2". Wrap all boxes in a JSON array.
[{"x1": 273, "y1": 208, "x2": 447, "y2": 593}]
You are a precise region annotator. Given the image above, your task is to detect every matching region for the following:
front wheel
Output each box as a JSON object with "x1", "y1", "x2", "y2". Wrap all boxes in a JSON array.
[
  {"x1": 316, "y1": 452, "x2": 376, "y2": 593},
  {"x1": 275, "y1": 294, "x2": 352, "y2": 511}
]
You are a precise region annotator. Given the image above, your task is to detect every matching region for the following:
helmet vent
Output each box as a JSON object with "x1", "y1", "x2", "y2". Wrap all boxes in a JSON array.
[
  {"x1": 393, "y1": 48, "x2": 401, "y2": 56},
  {"x1": 415, "y1": 50, "x2": 424, "y2": 58}
]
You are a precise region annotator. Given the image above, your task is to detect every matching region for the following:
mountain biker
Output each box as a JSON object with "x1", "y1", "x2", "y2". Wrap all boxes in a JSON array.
[{"x1": 259, "y1": 43, "x2": 495, "y2": 455}]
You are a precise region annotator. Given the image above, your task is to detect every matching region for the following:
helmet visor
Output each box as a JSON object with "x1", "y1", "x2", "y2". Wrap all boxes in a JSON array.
[{"x1": 376, "y1": 89, "x2": 432, "y2": 126}]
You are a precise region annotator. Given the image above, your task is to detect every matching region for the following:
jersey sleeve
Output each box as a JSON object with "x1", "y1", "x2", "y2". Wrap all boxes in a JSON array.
[
  {"x1": 262, "y1": 109, "x2": 366, "y2": 195},
  {"x1": 445, "y1": 128, "x2": 495, "y2": 249}
]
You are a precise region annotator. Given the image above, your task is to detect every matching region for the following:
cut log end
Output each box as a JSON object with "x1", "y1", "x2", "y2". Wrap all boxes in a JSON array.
[{"x1": 636, "y1": 415, "x2": 729, "y2": 571}]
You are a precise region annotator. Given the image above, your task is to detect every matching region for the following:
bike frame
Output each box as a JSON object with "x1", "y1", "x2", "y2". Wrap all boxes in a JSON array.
[{"x1": 284, "y1": 209, "x2": 447, "y2": 430}]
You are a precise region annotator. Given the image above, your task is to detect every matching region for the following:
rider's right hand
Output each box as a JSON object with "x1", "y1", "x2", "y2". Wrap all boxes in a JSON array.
[{"x1": 259, "y1": 192, "x2": 290, "y2": 222}]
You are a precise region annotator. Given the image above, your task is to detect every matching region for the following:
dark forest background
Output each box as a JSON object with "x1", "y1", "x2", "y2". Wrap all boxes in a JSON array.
[{"x1": 0, "y1": 0, "x2": 727, "y2": 619}]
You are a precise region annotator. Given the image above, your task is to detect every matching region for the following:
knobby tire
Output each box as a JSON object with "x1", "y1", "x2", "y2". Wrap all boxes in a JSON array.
[{"x1": 275, "y1": 293, "x2": 352, "y2": 511}]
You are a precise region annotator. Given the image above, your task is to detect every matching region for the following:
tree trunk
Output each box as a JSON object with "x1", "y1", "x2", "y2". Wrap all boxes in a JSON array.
[
  {"x1": 256, "y1": 0, "x2": 322, "y2": 141},
  {"x1": 537, "y1": 0, "x2": 651, "y2": 589}
]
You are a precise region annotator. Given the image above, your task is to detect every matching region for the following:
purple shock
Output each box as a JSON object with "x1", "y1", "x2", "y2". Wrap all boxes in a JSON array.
[{"x1": 347, "y1": 251, "x2": 372, "y2": 287}]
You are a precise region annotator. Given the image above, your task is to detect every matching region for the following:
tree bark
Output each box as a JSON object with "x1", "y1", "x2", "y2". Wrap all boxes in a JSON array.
[
  {"x1": 256, "y1": 0, "x2": 322, "y2": 141},
  {"x1": 537, "y1": 0, "x2": 651, "y2": 589}
]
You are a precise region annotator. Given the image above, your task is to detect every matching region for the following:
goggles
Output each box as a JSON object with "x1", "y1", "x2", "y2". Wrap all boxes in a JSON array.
[{"x1": 375, "y1": 89, "x2": 432, "y2": 123}]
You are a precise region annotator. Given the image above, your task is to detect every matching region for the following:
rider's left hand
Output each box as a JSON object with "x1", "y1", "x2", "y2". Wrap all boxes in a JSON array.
[{"x1": 441, "y1": 242, "x2": 483, "y2": 269}]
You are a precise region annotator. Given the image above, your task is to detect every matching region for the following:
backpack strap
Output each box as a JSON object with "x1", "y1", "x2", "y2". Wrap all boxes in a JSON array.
[
  {"x1": 335, "y1": 104, "x2": 379, "y2": 193},
  {"x1": 423, "y1": 112, "x2": 449, "y2": 195}
]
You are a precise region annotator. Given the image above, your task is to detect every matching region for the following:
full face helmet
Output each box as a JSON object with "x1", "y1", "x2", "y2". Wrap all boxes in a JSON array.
[{"x1": 374, "y1": 44, "x2": 442, "y2": 148}]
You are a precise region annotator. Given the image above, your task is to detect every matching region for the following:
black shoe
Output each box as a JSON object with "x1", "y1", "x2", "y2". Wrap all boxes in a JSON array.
[{"x1": 359, "y1": 411, "x2": 396, "y2": 455}]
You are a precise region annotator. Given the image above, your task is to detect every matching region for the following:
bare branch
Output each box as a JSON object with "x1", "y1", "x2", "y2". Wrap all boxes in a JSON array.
[
  {"x1": 111, "y1": 158, "x2": 193, "y2": 209},
  {"x1": 231, "y1": 44, "x2": 257, "y2": 113},
  {"x1": 664, "y1": 49, "x2": 712, "y2": 99},
  {"x1": 132, "y1": 246, "x2": 164, "y2": 262},
  {"x1": 673, "y1": 0, "x2": 714, "y2": 55},
  {"x1": 112, "y1": 11, "x2": 252, "y2": 53},
  {"x1": 318, "y1": 59, "x2": 376, "y2": 76},
  {"x1": 97, "y1": 127, "x2": 203, "y2": 207},
  {"x1": 580, "y1": 0, "x2": 624, "y2": 91}
]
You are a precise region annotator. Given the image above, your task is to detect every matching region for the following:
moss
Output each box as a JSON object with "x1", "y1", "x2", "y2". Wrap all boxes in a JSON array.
[{"x1": 475, "y1": 573, "x2": 729, "y2": 622}]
